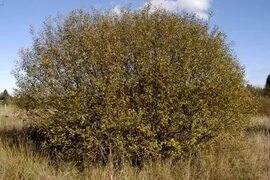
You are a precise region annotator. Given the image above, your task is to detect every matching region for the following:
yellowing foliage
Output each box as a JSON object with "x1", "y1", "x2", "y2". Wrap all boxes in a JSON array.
[{"x1": 14, "y1": 8, "x2": 254, "y2": 166}]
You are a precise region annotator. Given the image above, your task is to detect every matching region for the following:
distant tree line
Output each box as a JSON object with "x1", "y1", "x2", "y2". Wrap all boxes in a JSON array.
[{"x1": 247, "y1": 75, "x2": 270, "y2": 97}]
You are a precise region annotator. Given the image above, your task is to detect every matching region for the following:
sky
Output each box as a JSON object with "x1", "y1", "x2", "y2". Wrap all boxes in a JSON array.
[{"x1": 0, "y1": 0, "x2": 270, "y2": 94}]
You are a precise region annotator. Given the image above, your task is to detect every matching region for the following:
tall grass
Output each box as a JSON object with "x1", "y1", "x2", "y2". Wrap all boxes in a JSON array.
[{"x1": 0, "y1": 106, "x2": 270, "y2": 179}]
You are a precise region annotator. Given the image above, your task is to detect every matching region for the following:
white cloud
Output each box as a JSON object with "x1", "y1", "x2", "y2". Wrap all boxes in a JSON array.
[
  {"x1": 112, "y1": 4, "x2": 123, "y2": 14},
  {"x1": 146, "y1": 0, "x2": 213, "y2": 19}
]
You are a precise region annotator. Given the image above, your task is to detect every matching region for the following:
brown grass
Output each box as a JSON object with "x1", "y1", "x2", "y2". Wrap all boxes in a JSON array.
[{"x1": 0, "y1": 105, "x2": 270, "y2": 179}]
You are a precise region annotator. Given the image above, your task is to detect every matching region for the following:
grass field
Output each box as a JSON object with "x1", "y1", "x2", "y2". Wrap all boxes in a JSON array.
[{"x1": 0, "y1": 105, "x2": 270, "y2": 179}]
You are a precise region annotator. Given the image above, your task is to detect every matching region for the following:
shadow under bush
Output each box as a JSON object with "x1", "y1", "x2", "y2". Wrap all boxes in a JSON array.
[{"x1": 0, "y1": 127, "x2": 29, "y2": 148}]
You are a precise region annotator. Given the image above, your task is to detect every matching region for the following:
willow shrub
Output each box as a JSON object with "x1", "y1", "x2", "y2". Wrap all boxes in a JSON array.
[{"x1": 14, "y1": 8, "x2": 255, "y2": 166}]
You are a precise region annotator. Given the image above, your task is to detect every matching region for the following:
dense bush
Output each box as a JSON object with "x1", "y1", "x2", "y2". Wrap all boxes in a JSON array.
[
  {"x1": 14, "y1": 8, "x2": 254, "y2": 165},
  {"x1": 247, "y1": 78, "x2": 270, "y2": 116},
  {"x1": 257, "y1": 96, "x2": 270, "y2": 116}
]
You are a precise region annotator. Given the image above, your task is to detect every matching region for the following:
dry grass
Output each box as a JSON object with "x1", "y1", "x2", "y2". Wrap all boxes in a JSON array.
[
  {"x1": 1, "y1": 105, "x2": 270, "y2": 179},
  {"x1": 0, "y1": 105, "x2": 80, "y2": 179}
]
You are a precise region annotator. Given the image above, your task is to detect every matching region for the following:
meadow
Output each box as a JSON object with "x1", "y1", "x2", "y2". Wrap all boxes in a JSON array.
[{"x1": 0, "y1": 104, "x2": 269, "y2": 179}]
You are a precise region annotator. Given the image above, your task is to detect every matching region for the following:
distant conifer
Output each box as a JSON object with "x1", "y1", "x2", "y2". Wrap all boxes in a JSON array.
[
  {"x1": 264, "y1": 75, "x2": 270, "y2": 97},
  {"x1": 266, "y1": 75, "x2": 270, "y2": 87},
  {"x1": 0, "y1": 89, "x2": 10, "y2": 104}
]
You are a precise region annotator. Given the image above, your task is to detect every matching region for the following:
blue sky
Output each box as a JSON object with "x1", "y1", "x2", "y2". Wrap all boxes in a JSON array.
[{"x1": 0, "y1": 0, "x2": 269, "y2": 94}]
